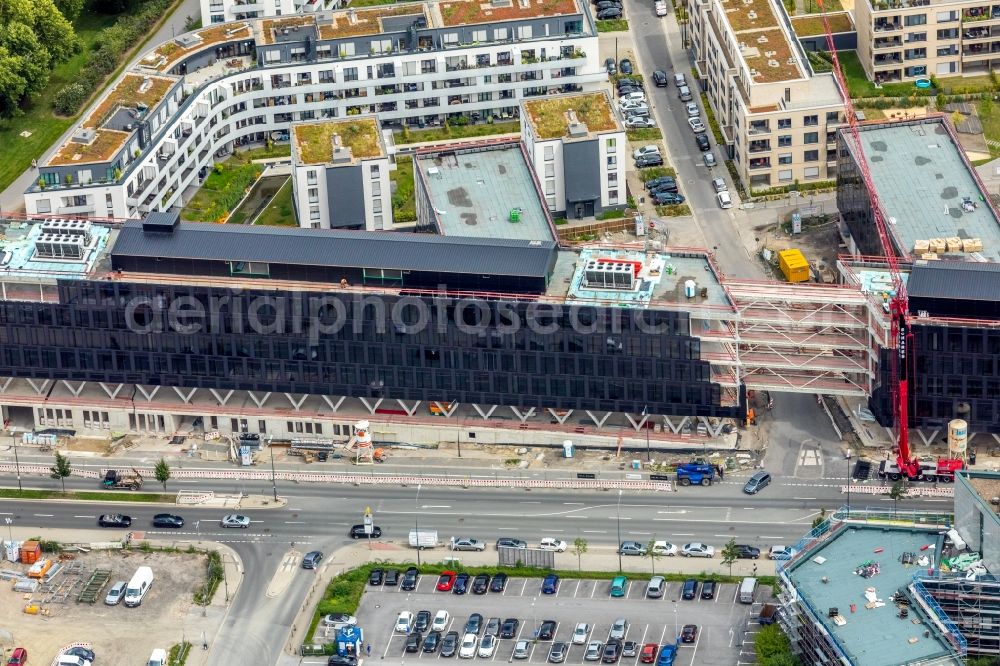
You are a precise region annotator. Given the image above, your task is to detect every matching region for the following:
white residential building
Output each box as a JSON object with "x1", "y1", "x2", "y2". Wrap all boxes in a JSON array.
[{"x1": 200, "y1": 0, "x2": 339, "y2": 27}]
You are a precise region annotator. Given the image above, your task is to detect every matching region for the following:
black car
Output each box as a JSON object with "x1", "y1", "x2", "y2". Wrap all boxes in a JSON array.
[
  {"x1": 635, "y1": 154, "x2": 664, "y2": 168},
  {"x1": 619, "y1": 58, "x2": 633, "y2": 74},
  {"x1": 384, "y1": 568, "x2": 400, "y2": 586},
  {"x1": 682, "y1": 579, "x2": 699, "y2": 600},
  {"x1": 405, "y1": 632, "x2": 423, "y2": 653},
  {"x1": 401, "y1": 566, "x2": 419, "y2": 591},
  {"x1": 441, "y1": 631, "x2": 460, "y2": 657},
  {"x1": 415, "y1": 610, "x2": 432, "y2": 632},
  {"x1": 496, "y1": 538, "x2": 527, "y2": 550},
  {"x1": 696, "y1": 134, "x2": 711, "y2": 151},
  {"x1": 500, "y1": 618, "x2": 520, "y2": 639},
  {"x1": 652, "y1": 70, "x2": 668, "y2": 87},
  {"x1": 349, "y1": 524, "x2": 383, "y2": 539},
  {"x1": 735, "y1": 544, "x2": 761, "y2": 559},
  {"x1": 64, "y1": 647, "x2": 96, "y2": 663},
  {"x1": 652, "y1": 192, "x2": 685, "y2": 205},
  {"x1": 701, "y1": 580, "x2": 717, "y2": 599},
  {"x1": 369, "y1": 568, "x2": 384, "y2": 585},
  {"x1": 681, "y1": 625, "x2": 698, "y2": 643},
  {"x1": 617, "y1": 79, "x2": 643, "y2": 92},
  {"x1": 597, "y1": 7, "x2": 622, "y2": 18},
  {"x1": 423, "y1": 631, "x2": 442, "y2": 653},
  {"x1": 152, "y1": 513, "x2": 184, "y2": 528},
  {"x1": 489, "y1": 572, "x2": 508, "y2": 592},
  {"x1": 602, "y1": 640, "x2": 623, "y2": 663},
  {"x1": 327, "y1": 656, "x2": 357, "y2": 666},
  {"x1": 596, "y1": 0, "x2": 622, "y2": 8},
  {"x1": 604, "y1": 57, "x2": 617, "y2": 75},
  {"x1": 98, "y1": 514, "x2": 132, "y2": 528},
  {"x1": 471, "y1": 574, "x2": 490, "y2": 594},
  {"x1": 646, "y1": 176, "x2": 677, "y2": 191},
  {"x1": 539, "y1": 620, "x2": 558, "y2": 640},
  {"x1": 465, "y1": 613, "x2": 483, "y2": 635},
  {"x1": 453, "y1": 572, "x2": 471, "y2": 594}
]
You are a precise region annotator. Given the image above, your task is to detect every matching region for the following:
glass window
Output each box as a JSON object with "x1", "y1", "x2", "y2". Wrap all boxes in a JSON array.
[
  {"x1": 804, "y1": 132, "x2": 819, "y2": 144},
  {"x1": 778, "y1": 118, "x2": 792, "y2": 129},
  {"x1": 778, "y1": 135, "x2": 792, "y2": 147},
  {"x1": 778, "y1": 169, "x2": 793, "y2": 182},
  {"x1": 804, "y1": 150, "x2": 819, "y2": 162}
]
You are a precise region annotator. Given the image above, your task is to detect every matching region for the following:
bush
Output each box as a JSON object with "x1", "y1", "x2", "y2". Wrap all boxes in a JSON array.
[
  {"x1": 53, "y1": 83, "x2": 91, "y2": 116},
  {"x1": 193, "y1": 551, "x2": 224, "y2": 605}
]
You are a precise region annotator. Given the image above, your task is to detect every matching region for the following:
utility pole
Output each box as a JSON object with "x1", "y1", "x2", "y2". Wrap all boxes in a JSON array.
[
  {"x1": 414, "y1": 484, "x2": 422, "y2": 566},
  {"x1": 269, "y1": 442, "x2": 278, "y2": 502},
  {"x1": 12, "y1": 428, "x2": 21, "y2": 493},
  {"x1": 643, "y1": 406, "x2": 651, "y2": 462},
  {"x1": 616, "y1": 490, "x2": 623, "y2": 572}
]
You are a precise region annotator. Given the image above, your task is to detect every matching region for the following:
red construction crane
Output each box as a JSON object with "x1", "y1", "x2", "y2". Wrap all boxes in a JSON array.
[{"x1": 814, "y1": 6, "x2": 964, "y2": 482}]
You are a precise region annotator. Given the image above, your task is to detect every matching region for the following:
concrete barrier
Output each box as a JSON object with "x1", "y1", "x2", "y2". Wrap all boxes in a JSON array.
[{"x1": 841, "y1": 484, "x2": 954, "y2": 498}]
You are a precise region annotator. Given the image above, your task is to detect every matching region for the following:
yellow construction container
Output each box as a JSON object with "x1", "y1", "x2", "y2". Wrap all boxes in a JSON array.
[{"x1": 778, "y1": 249, "x2": 810, "y2": 283}]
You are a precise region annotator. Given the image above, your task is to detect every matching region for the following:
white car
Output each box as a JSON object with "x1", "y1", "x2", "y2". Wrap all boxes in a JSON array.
[
  {"x1": 655, "y1": 0, "x2": 667, "y2": 15},
  {"x1": 432, "y1": 609, "x2": 450, "y2": 632},
  {"x1": 620, "y1": 99, "x2": 647, "y2": 112},
  {"x1": 685, "y1": 102, "x2": 700, "y2": 117},
  {"x1": 459, "y1": 633, "x2": 478, "y2": 658},
  {"x1": 323, "y1": 613, "x2": 358, "y2": 628},
  {"x1": 652, "y1": 540, "x2": 678, "y2": 556},
  {"x1": 632, "y1": 145, "x2": 661, "y2": 159},
  {"x1": 682, "y1": 542, "x2": 716, "y2": 558},
  {"x1": 220, "y1": 514, "x2": 250, "y2": 528},
  {"x1": 395, "y1": 610, "x2": 414, "y2": 633},
  {"x1": 539, "y1": 537, "x2": 568, "y2": 552},
  {"x1": 478, "y1": 633, "x2": 498, "y2": 658},
  {"x1": 688, "y1": 117, "x2": 707, "y2": 133},
  {"x1": 769, "y1": 545, "x2": 796, "y2": 560},
  {"x1": 620, "y1": 91, "x2": 647, "y2": 104},
  {"x1": 572, "y1": 622, "x2": 590, "y2": 644}
]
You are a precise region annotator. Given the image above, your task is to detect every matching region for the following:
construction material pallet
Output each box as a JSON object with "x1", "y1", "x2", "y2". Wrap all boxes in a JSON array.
[{"x1": 77, "y1": 568, "x2": 111, "y2": 604}]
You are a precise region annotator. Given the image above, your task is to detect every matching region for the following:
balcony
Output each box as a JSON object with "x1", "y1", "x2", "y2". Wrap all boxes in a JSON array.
[
  {"x1": 873, "y1": 37, "x2": 902, "y2": 48},
  {"x1": 964, "y1": 27, "x2": 992, "y2": 39},
  {"x1": 748, "y1": 140, "x2": 771, "y2": 153},
  {"x1": 874, "y1": 20, "x2": 902, "y2": 32},
  {"x1": 874, "y1": 54, "x2": 902, "y2": 65},
  {"x1": 748, "y1": 158, "x2": 772, "y2": 170},
  {"x1": 749, "y1": 122, "x2": 770, "y2": 136}
]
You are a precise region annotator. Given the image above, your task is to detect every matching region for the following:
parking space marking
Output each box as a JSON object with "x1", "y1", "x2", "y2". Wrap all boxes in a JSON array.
[
  {"x1": 519, "y1": 578, "x2": 528, "y2": 596},
  {"x1": 570, "y1": 580, "x2": 581, "y2": 598},
  {"x1": 590, "y1": 581, "x2": 597, "y2": 599}
]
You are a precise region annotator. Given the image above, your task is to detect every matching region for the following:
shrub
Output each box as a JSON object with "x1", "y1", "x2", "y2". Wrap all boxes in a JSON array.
[{"x1": 53, "y1": 83, "x2": 90, "y2": 116}]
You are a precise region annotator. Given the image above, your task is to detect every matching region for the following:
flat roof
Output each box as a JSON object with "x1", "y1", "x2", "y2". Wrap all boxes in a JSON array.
[
  {"x1": 417, "y1": 145, "x2": 554, "y2": 242},
  {"x1": 110, "y1": 220, "x2": 557, "y2": 278},
  {"x1": 523, "y1": 92, "x2": 621, "y2": 140},
  {"x1": 0, "y1": 220, "x2": 112, "y2": 278},
  {"x1": 317, "y1": 5, "x2": 430, "y2": 39},
  {"x1": 85, "y1": 73, "x2": 176, "y2": 129},
  {"x1": 258, "y1": 16, "x2": 316, "y2": 45},
  {"x1": 291, "y1": 118, "x2": 384, "y2": 164},
  {"x1": 146, "y1": 22, "x2": 253, "y2": 72},
  {"x1": 847, "y1": 118, "x2": 1000, "y2": 261},
  {"x1": 436, "y1": 0, "x2": 579, "y2": 27},
  {"x1": 907, "y1": 260, "x2": 1000, "y2": 302},
  {"x1": 48, "y1": 130, "x2": 132, "y2": 167},
  {"x1": 963, "y1": 470, "x2": 1000, "y2": 509},
  {"x1": 718, "y1": 0, "x2": 805, "y2": 83},
  {"x1": 787, "y1": 525, "x2": 960, "y2": 666}
]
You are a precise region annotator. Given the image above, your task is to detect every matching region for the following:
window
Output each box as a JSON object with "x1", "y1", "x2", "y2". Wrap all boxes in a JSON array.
[
  {"x1": 803, "y1": 166, "x2": 820, "y2": 178},
  {"x1": 264, "y1": 50, "x2": 281, "y2": 63},
  {"x1": 778, "y1": 153, "x2": 792, "y2": 165},
  {"x1": 370, "y1": 164, "x2": 380, "y2": 177},
  {"x1": 545, "y1": 179, "x2": 555, "y2": 195},
  {"x1": 804, "y1": 132, "x2": 819, "y2": 144},
  {"x1": 106, "y1": 193, "x2": 113, "y2": 207},
  {"x1": 778, "y1": 135, "x2": 792, "y2": 147},
  {"x1": 344, "y1": 67, "x2": 358, "y2": 82},
  {"x1": 307, "y1": 170, "x2": 317, "y2": 185},
  {"x1": 472, "y1": 29, "x2": 486, "y2": 42},
  {"x1": 826, "y1": 111, "x2": 840, "y2": 123},
  {"x1": 443, "y1": 33, "x2": 459, "y2": 45},
  {"x1": 403, "y1": 61, "x2": 417, "y2": 76},
  {"x1": 494, "y1": 27, "x2": 509, "y2": 40},
  {"x1": 607, "y1": 171, "x2": 618, "y2": 184},
  {"x1": 309, "y1": 206, "x2": 320, "y2": 220},
  {"x1": 516, "y1": 25, "x2": 533, "y2": 39},
  {"x1": 372, "y1": 198, "x2": 382, "y2": 214},
  {"x1": 778, "y1": 118, "x2": 792, "y2": 129},
  {"x1": 372, "y1": 215, "x2": 383, "y2": 227},
  {"x1": 543, "y1": 145, "x2": 554, "y2": 161},
  {"x1": 608, "y1": 189, "x2": 619, "y2": 204},
  {"x1": 907, "y1": 31, "x2": 927, "y2": 42},
  {"x1": 544, "y1": 162, "x2": 555, "y2": 178},
  {"x1": 606, "y1": 155, "x2": 616, "y2": 168},
  {"x1": 935, "y1": 9, "x2": 958, "y2": 21},
  {"x1": 545, "y1": 195, "x2": 556, "y2": 210},
  {"x1": 804, "y1": 149, "x2": 819, "y2": 162},
  {"x1": 35, "y1": 198, "x2": 51, "y2": 213},
  {"x1": 371, "y1": 39, "x2": 391, "y2": 54},
  {"x1": 803, "y1": 115, "x2": 818, "y2": 126},
  {"x1": 308, "y1": 187, "x2": 318, "y2": 203},
  {"x1": 339, "y1": 43, "x2": 355, "y2": 57},
  {"x1": 371, "y1": 181, "x2": 381, "y2": 196},
  {"x1": 778, "y1": 169, "x2": 793, "y2": 182},
  {"x1": 606, "y1": 137, "x2": 616, "y2": 150},
  {"x1": 904, "y1": 13, "x2": 926, "y2": 25}
]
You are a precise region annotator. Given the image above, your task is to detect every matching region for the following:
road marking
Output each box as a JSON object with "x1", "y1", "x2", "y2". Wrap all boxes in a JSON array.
[
  {"x1": 74, "y1": 515, "x2": 96, "y2": 519},
  {"x1": 34, "y1": 514, "x2": 53, "y2": 517},
  {"x1": 564, "y1": 502, "x2": 584, "y2": 505},
  {"x1": 713, "y1": 534, "x2": 731, "y2": 538},
  {"x1": 288, "y1": 507, "x2": 303, "y2": 511},
  {"x1": 519, "y1": 578, "x2": 528, "y2": 596},
  {"x1": 583, "y1": 530, "x2": 606, "y2": 534},
  {"x1": 671, "y1": 533, "x2": 694, "y2": 536},
  {"x1": 422, "y1": 505, "x2": 451, "y2": 509},
  {"x1": 793, "y1": 497, "x2": 817, "y2": 501},
  {"x1": 566, "y1": 515, "x2": 589, "y2": 519},
  {"x1": 657, "y1": 510, "x2": 688, "y2": 514},
  {"x1": 0, "y1": 512, "x2": 11, "y2": 516},
  {"x1": 285, "y1": 521, "x2": 306, "y2": 524},
  {"x1": 520, "y1": 501, "x2": 541, "y2": 504},
  {"x1": 759, "y1": 536, "x2": 783, "y2": 540},
  {"x1": 742, "y1": 508, "x2": 756, "y2": 510},
  {"x1": 629, "y1": 531, "x2": 651, "y2": 536}
]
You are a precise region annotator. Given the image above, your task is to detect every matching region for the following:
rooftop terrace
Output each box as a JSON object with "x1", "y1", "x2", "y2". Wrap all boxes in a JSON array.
[
  {"x1": 258, "y1": 16, "x2": 316, "y2": 45},
  {"x1": 318, "y1": 5, "x2": 429, "y2": 39},
  {"x1": 786, "y1": 525, "x2": 961, "y2": 666},
  {"x1": 717, "y1": 0, "x2": 804, "y2": 83},
  {"x1": 291, "y1": 118, "x2": 384, "y2": 164},
  {"x1": 147, "y1": 22, "x2": 253, "y2": 72},
  {"x1": 84, "y1": 73, "x2": 176, "y2": 129},
  {"x1": 846, "y1": 118, "x2": 1000, "y2": 262},
  {"x1": 417, "y1": 144, "x2": 554, "y2": 242},
  {"x1": 437, "y1": 0, "x2": 579, "y2": 27},
  {"x1": 523, "y1": 92, "x2": 621, "y2": 140}
]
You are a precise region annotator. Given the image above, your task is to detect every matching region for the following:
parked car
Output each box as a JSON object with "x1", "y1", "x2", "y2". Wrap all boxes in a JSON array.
[
  {"x1": 423, "y1": 631, "x2": 442, "y2": 653},
  {"x1": 713, "y1": 175, "x2": 730, "y2": 191},
  {"x1": 744, "y1": 471, "x2": 772, "y2": 494},
  {"x1": 539, "y1": 538, "x2": 568, "y2": 552},
  {"x1": 437, "y1": 571, "x2": 457, "y2": 592},
  {"x1": 432, "y1": 610, "x2": 451, "y2": 632},
  {"x1": 368, "y1": 568, "x2": 384, "y2": 585},
  {"x1": 301, "y1": 550, "x2": 324, "y2": 569},
  {"x1": 453, "y1": 572, "x2": 471, "y2": 594},
  {"x1": 617, "y1": 76, "x2": 643, "y2": 90},
  {"x1": 610, "y1": 576, "x2": 628, "y2": 597},
  {"x1": 602, "y1": 640, "x2": 623, "y2": 663},
  {"x1": 401, "y1": 566, "x2": 420, "y2": 591},
  {"x1": 623, "y1": 642, "x2": 638, "y2": 658},
  {"x1": 681, "y1": 625, "x2": 699, "y2": 643},
  {"x1": 635, "y1": 154, "x2": 664, "y2": 168},
  {"x1": 618, "y1": 541, "x2": 647, "y2": 556},
  {"x1": 500, "y1": 618, "x2": 520, "y2": 639},
  {"x1": 684, "y1": 102, "x2": 700, "y2": 117},
  {"x1": 585, "y1": 641, "x2": 604, "y2": 661},
  {"x1": 604, "y1": 57, "x2": 617, "y2": 75},
  {"x1": 646, "y1": 576, "x2": 666, "y2": 598},
  {"x1": 450, "y1": 537, "x2": 486, "y2": 551},
  {"x1": 682, "y1": 542, "x2": 715, "y2": 557},
  {"x1": 415, "y1": 610, "x2": 433, "y2": 632},
  {"x1": 573, "y1": 622, "x2": 591, "y2": 644},
  {"x1": 620, "y1": 99, "x2": 648, "y2": 112},
  {"x1": 674, "y1": 72, "x2": 687, "y2": 87},
  {"x1": 651, "y1": 541, "x2": 678, "y2": 556},
  {"x1": 458, "y1": 633, "x2": 477, "y2": 659},
  {"x1": 471, "y1": 574, "x2": 490, "y2": 594},
  {"x1": 549, "y1": 642, "x2": 569, "y2": 663},
  {"x1": 633, "y1": 145, "x2": 660, "y2": 160},
  {"x1": 646, "y1": 176, "x2": 677, "y2": 191},
  {"x1": 609, "y1": 618, "x2": 629, "y2": 641},
  {"x1": 542, "y1": 573, "x2": 560, "y2": 594},
  {"x1": 496, "y1": 538, "x2": 527, "y2": 550},
  {"x1": 678, "y1": 85, "x2": 693, "y2": 101},
  {"x1": 478, "y1": 634, "x2": 498, "y2": 658},
  {"x1": 640, "y1": 643, "x2": 658, "y2": 663},
  {"x1": 324, "y1": 613, "x2": 358, "y2": 628},
  {"x1": 441, "y1": 631, "x2": 460, "y2": 657},
  {"x1": 219, "y1": 514, "x2": 249, "y2": 528},
  {"x1": 384, "y1": 568, "x2": 400, "y2": 586},
  {"x1": 489, "y1": 572, "x2": 509, "y2": 592},
  {"x1": 64, "y1": 647, "x2": 95, "y2": 663},
  {"x1": 513, "y1": 640, "x2": 531, "y2": 660},
  {"x1": 350, "y1": 524, "x2": 382, "y2": 538},
  {"x1": 597, "y1": 8, "x2": 622, "y2": 18},
  {"x1": 619, "y1": 58, "x2": 633, "y2": 74},
  {"x1": 539, "y1": 620, "x2": 558, "y2": 640},
  {"x1": 655, "y1": 1, "x2": 668, "y2": 15},
  {"x1": 98, "y1": 514, "x2": 132, "y2": 528},
  {"x1": 769, "y1": 545, "x2": 796, "y2": 560},
  {"x1": 682, "y1": 579, "x2": 699, "y2": 600},
  {"x1": 465, "y1": 613, "x2": 483, "y2": 635},
  {"x1": 701, "y1": 580, "x2": 717, "y2": 599},
  {"x1": 703, "y1": 152, "x2": 717, "y2": 167},
  {"x1": 596, "y1": 0, "x2": 622, "y2": 8},
  {"x1": 735, "y1": 544, "x2": 761, "y2": 559},
  {"x1": 688, "y1": 117, "x2": 707, "y2": 133},
  {"x1": 619, "y1": 90, "x2": 646, "y2": 103},
  {"x1": 652, "y1": 192, "x2": 685, "y2": 205},
  {"x1": 485, "y1": 617, "x2": 501, "y2": 637},
  {"x1": 625, "y1": 116, "x2": 656, "y2": 129},
  {"x1": 696, "y1": 134, "x2": 711, "y2": 151},
  {"x1": 395, "y1": 611, "x2": 415, "y2": 633},
  {"x1": 652, "y1": 70, "x2": 668, "y2": 87},
  {"x1": 717, "y1": 190, "x2": 733, "y2": 209},
  {"x1": 6, "y1": 649, "x2": 26, "y2": 666},
  {"x1": 152, "y1": 513, "x2": 184, "y2": 528},
  {"x1": 105, "y1": 580, "x2": 127, "y2": 605},
  {"x1": 656, "y1": 645, "x2": 677, "y2": 666}
]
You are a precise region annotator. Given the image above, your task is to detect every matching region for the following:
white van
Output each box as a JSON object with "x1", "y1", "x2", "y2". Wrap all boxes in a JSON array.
[
  {"x1": 124, "y1": 566, "x2": 154, "y2": 607},
  {"x1": 147, "y1": 648, "x2": 168, "y2": 666},
  {"x1": 717, "y1": 191, "x2": 733, "y2": 209},
  {"x1": 739, "y1": 577, "x2": 758, "y2": 604}
]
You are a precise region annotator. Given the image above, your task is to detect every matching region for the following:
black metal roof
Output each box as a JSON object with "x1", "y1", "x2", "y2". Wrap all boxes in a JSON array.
[
  {"x1": 111, "y1": 220, "x2": 557, "y2": 278},
  {"x1": 907, "y1": 260, "x2": 1000, "y2": 302}
]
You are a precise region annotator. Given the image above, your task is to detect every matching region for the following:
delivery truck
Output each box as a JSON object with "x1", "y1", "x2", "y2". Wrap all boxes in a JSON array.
[{"x1": 408, "y1": 529, "x2": 439, "y2": 550}]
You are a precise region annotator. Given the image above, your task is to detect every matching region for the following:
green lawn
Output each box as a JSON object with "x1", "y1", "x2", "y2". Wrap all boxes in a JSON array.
[
  {"x1": 835, "y1": 50, "x2": 931, "y2": 98},
  {"x1": 596, "y1": 19, "x2": 629, "y2": 32},
  {"x1": 626, "y1": 128, "x2": 662, "y2": 142},
  {"x1": 799, "y1": 0, "x2": 843, "y2": 13},
  {"x1": 0, "y1": 11, "x2": 119, "y2": 195},
  {"x1": 252, "y1": 178, "x2": 297, "y2": 226},
  {"x1": 978, "y1": 98, "x2": 1000, "y2": 156},
  {"x1": 396, "y1": 121, "x2": 520, "y2": 144},
  {"x1": 181, "y1": 152, "x2": 264, "y2": 222},
  {"x1": 656, "y1": 204, "x2": 692, "y2": 217},
  {"x1": 0, "y1": 487, "x2": 172, "y2": 502},
  {"x1": 391, "y1": 155, "x2": 416, "y2": 224},
  {"x1": 640, "y1": 166, "x2": 677, "y2": 179}
]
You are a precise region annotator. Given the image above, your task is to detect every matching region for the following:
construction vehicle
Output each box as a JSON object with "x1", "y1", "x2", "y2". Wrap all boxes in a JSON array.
[
  {"x1": 877, "y1": 457, "x2": 963, "y2": 483},
  {"x1": 675, "y1": 463, "x2": 716, "y2": 487},
  {"x1": 101, "y1": 468, "x2": 144, "y2": 490},
  {"x1": 815, "y1": 5, "x2": 965, "y2": 484}
]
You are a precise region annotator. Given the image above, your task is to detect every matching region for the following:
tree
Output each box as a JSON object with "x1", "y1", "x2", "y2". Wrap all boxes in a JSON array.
[
  {"x1": 644, "y1": 539, "x2": 663, "y2": 575},
  {"x1": 754, "y1": 624, "x2": 793, "y2": 663},
  {"x1": 812, "y1": 508, "x2": 827, "y2": 529},
  {"x1": 0, "y1": 0, "x2": 77, "y2": 118},
  {"x1": 571, "y1": 537, "x2": 588, "y2": 571},
  {"x1": 154, "y1": 458, "x2": 171, "y2": 491},
  {"x1": 50, "y1": 452, "x2": 71, "y2": 493},
  {"x1": 54, "y1": 0, "x2": 84, "y2": 21},
  {"x1": 721, "y1": 538, "x2": 740, "y2": 577},
  {"x1": 889, "y1": 479, "x2": 908, "y2": 517}
]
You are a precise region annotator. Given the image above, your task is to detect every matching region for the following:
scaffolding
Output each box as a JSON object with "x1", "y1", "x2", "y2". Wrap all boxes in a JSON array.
[{"x1": 918, "y1": 572, "x2": 1000, "y2": 656}]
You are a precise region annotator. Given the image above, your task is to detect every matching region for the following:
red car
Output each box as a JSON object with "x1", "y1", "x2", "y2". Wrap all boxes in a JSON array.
[
  {"x1": 640, "y1": 643, "x2": 658, "y2": 663},
  {"x1": 681, "y1": 625, "x2": 698, "y2": 643},
  {"x1": 7, "y1": 647, "x2": 27, "y2": 665},
  {"x1": 436, "y1": 570, "x2": 457, "y2": 592}
]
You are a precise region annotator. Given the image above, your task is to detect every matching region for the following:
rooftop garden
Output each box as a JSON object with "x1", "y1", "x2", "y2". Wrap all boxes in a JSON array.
[
  {"x1": 743, "y1": 29, "x2": 800, "y2": 84},
  {"x1": 790, "y1": 12, "x2": 852, "y2": 36},
  {"x1": 261, "y1": 16, "x2": 315, "y2": 44},
  {"x1": 293, "y1": 119, "x2": 382, "y2": 163},
  {"x1": 319, "y1": 5, "x2": 427, "y2": 39},
  {"x1": 48, "y1": 129, "x2": 129, "y2": 166},
  {"x1": 439, "y1": 0, "x2": 578, "y2": 27},
  {"x1": 151, "y1": 23, "x2": 252, "y2": 71},
  {"x1": 524, "y1": 93, "x2": 618, "y2": 139},
  {"x1": 85, "y1": 73, "x2": 175, "y2": 129},
  {"x1": 724, "y1": 0, "x2": 779, "y2": 32}
]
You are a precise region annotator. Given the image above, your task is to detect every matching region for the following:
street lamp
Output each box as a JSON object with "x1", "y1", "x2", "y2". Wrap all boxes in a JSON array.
[
  {"x1": 415, "y1": 484, "x2": 422, "y2": 566},
  {"x1": 616, "y1": 490, "x2": 623, "y2": 572},
  {"x1": 4, "y1": 517, "x2": 11, "y2": 542},
  {"x1": 12, "y1": 431, "x2": 21, "y2": 493},
  {"x1": 846, "y1": 449, "x2": 853, "y2": 520},
  {"x1": 269, "y1": 441, "x2": 278, "y2": 502},
  {"x1": 643, "y1": 406, "x2": 651, "y2": 462}
]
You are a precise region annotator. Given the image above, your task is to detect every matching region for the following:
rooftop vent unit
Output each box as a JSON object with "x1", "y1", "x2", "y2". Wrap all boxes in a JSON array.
[
  {"x1": 756, "y1": 34, "x2": 768, "y2": 43},
  {"x1": 142, "y1": 210, "x2": 181, "y2": 233},
  {"x1": 566, "y1": 109, "x2": 589, "y2": 137},
  {"x1": 71, "y1": 128, "x2": 97, "y2": 145},
  {"x1": 347, "y1": 9, "x2": 358, "y2": 24},
  {"x1": 751, "y1": 68, "x2": 761, "y2": 76},
  {"x1": 583, "y1": 259, "x2": 637, "y2": 290},
  {"x1": 176, "y1": 33, "x2": 202, "y2": 47},
  {"x1": 748, "y1": 10, "x2": 758, "y2": 18},
  {"x1": 768, "y1": 59, "x2": 780, "y2": 67},
  {"x1": 138, "y1": 77, "x2": 153, "y2": 94},
  {"x1": 34, "y1": 233, "x2": 86, "y2": 260},
  {"x1": 331, "y1": 133, "x2": 353, "y2": 164},
  {"x1": 40, "y1": 219, "x2": 93, "y2": 243}
]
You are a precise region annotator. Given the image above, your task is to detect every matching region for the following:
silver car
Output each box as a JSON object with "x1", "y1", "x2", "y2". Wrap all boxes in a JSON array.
[
  {"x1": 685, "y1": 102, "x2": 700, "y2": 117},
  {"x1": 609, "y1": 618, "x2": 629, "y2": 641},
  {"x1": 513, "y1": 639, "x2": 531, "y2": 660},
  {"x1": 221, "y1": 514, "x2": 250, "y2": 528},
  {"x1": 584, "y1": 641, "x2": 603, "y2": 661},
  {"x1": 104, "y1": 580, "x2": 127, "y2": 605},
  {"x1": 548, "y1": 642, "x2": 568, "y2": 663}
]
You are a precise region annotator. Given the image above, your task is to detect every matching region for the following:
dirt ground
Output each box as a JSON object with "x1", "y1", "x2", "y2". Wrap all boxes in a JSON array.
[{"x1": 0, "y1": 549, "x2": 207, "y2": 663}]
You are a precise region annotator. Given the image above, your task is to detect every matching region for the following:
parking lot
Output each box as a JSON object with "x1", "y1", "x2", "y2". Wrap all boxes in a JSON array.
[{"x1": 355, "y1": 574, "x2": 760, "y2": 665}]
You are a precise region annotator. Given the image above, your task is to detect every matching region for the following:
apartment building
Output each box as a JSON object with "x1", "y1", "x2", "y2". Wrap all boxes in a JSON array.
[
  {"x1": 290, "y1": 116, "x2": 393, "y2": 230},
  {"x1": 687, "y1": 0, "x2": 845, "y2": 191},
  {"x1": 25, "y1": 2, "x2": 604, "y2": 219},
  {"x1": 201, "y1": 0, "x2": 334, "y2": 26},
  {"x1": 520, "y1": 91, "x2": 627, "y2": 217},
  {"x1": 856, "y1": 0, "x2": 1000, "y2": 83}
]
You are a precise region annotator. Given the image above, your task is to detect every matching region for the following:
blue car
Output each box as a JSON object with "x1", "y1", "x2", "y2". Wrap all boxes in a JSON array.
[
  {"x1": 453, "y1": 572, "x2": 470, "y2": 594},
  {"x1": 541, "y1": 573, "x2": 559, "y2": 594},
  {"x1": 657, "y1": 644, "x2": 677, "y2": 666}
]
